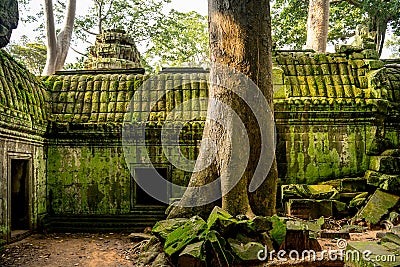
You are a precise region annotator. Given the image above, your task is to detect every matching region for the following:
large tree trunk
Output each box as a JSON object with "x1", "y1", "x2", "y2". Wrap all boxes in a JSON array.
[
  {"x1": 42, "y1": 0, "x2": 76, "y2": 75},
  {"x1": 168, "y1": 0, "x2": 277, "y2": 219},
  {"x1": 305, "y1": 0, "x2": 330, "y2": 52},
  {"x1": 370, "y1": 16, "x2": 387, "y2": 57}
]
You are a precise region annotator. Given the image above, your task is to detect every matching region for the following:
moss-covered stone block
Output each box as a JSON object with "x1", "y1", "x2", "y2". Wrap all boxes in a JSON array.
[
  {"x1": 362, "y1": 49, "x2": 380, "y2": 59},
  {"x1": 164, "y1": 216, "x2": 207, "y2": 256},
  {"x1": 369, "y1": 155, "x2": 400, "y2": 175},
  {"x1": 152, "y1": 218, "x2": 189, "y2": 240},
  {"x1": 286, "y1": 199, "x2": 333, "y2": 219},
  {"x1": 365, "y1": 59, "x2": 385, "y2": 70},
  {"x1": 366, "y1": 170, "x2": 400, "y2": 193},
  {"x1": 356, "y1": 189, "x2": 400, "y2": 225}
]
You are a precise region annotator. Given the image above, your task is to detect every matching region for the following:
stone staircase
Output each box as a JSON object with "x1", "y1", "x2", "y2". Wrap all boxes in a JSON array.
[{"x1": 41, "y1": 206, "x2": 166, "y2": 233}]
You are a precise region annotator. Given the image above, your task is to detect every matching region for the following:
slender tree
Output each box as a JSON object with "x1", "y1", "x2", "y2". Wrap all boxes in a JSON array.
[
  {"x1": 305, "y1": 0, "x2": 330, "y2": 52},
  {"x1": 168, "y1": 0, "x2": 278, "y2": 219},
  {"x1": 42, "y1": 0, "x2": 76, "y2": 75}
]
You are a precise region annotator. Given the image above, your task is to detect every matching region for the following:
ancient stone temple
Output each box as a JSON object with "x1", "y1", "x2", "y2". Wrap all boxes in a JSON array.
[
  {"x1": 0, "y1": 1, "x2": 48, "y2": 240},
  {"x1": 1, "y1": 26, "x2": 400, "y2": 244},
  {"x1": 84, "y1": 29, "x2": 142, "y2": 70}
]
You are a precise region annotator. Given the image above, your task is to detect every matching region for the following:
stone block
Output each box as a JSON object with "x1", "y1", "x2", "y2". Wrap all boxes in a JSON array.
[
  {"x1": 340, "y1": 177, "x2": 368, "y2": 193},
  {"x1": 286, "y1": 199, "x2": 333, "y2": 219},
  {"x1": 366, "y1": 170, "x2": 400, "y2": 193},
  {"x1": 362, "y1": 49, "x2": 379, "y2": 59},
  {"x1": 369, "y1": 155, "x2": 400, "y2": 175},
  {"x1": 281, "y1": 184, "x2": 339, "y2": 200},
  {"x1": 321, "y1": 64, "x2": 331, "y2": 75},
  {"x1": 338, "y1": 63, "x2": 349, "y2": 75},
  {"x1": 350, "y1": 52, "x2": 365, "y2": 59},
  {"x1": 346, "y1": 241, "x2": 398, "y2": 267},
  {"x1": 356, "y1": 189, "x2": 400, "y2": 225},
  {"x1": 365, "y1": 59, "x2": 385, "y2": 70},
  {"x1": 330, "y1": 63, "x2": 340, "y2": 75}
]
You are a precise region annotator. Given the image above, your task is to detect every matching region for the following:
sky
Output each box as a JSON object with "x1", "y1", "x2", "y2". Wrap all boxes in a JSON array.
[{"x1": 11, "y1": 0, "x2": 209, "y2": 63}]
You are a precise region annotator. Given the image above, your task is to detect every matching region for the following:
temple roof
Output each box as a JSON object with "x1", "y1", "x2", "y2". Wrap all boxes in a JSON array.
[
  {"x1": 44, "y1": 72, "x2": 210, "y2": 129},
  {"x1": 0, "y1": 49, "x2": 48, "y2": 135}
]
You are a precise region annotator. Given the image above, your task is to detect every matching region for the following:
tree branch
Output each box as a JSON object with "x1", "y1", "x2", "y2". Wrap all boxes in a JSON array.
[
  {"x1": 55, "y1": 0, "x2": 76, "y2": 70},
  {"x1": 101, "y1": 0, "x2": 115, "y2": 21},
  {"x1": 43, "y1": 0, "x2": 57, "y2": 75},
  {"x1": 70, "y1": 46, "x2": 87, "y2": 57},
  {"x1": 75, "y1": 24, "x2": 99, "y2": 36}
]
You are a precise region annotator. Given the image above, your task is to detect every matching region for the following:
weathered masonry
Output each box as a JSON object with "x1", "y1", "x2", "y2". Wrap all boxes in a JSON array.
[
  {"x1": 0, "y1": 51, "x2": 48, "y2": 241},
  {"x1": 1, "y1": 29, "x2": 400, "y2": 239}
]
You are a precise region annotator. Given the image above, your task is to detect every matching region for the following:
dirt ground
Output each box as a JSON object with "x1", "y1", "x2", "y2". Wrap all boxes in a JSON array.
[
  {"x1": 0, "y1": 233, "x2": 138, "y2": 267},
  {"x1": 0, "y1": 230, "x2": 384, "y2": 267}
]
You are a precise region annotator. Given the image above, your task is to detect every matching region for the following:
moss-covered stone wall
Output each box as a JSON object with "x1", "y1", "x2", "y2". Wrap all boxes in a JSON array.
[
  {"x1": 0, "y1": 50, "x2": 48, "y2": 240},
  {"x1": 44, "y1": 71, "x2": 205, "y2": 214},
  {"x1": 272, "y1": 48, "x2": 400, "y2": 184},
  {"x1": 43, "y1": 48, "x2": 400, "y2": 215}
]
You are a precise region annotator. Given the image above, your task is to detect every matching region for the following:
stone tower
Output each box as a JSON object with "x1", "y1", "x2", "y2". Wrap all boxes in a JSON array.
[{"x1": 84, "y1": 29, "x2": 142, "y2": 70}]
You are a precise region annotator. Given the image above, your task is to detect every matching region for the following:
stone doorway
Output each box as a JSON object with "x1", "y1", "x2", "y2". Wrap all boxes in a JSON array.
[
  {"x1": 133, "y1": 167, "x2": 170, "y2": 207},
  {"x1": 10, "y1": 159, "x2": 30, "y2": 238}
]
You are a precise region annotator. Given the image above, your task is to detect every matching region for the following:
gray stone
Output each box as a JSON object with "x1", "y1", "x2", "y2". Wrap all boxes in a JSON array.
[
  {"x1": 0, "y1": 0, "x2": 18, "y2": 48},
  {"x1": 128, "y1": 233, "x2": 152, "y2": 242},
  {"x1": 228, "y1": 239, "x2": 265, "y2": 261},
  {"x1": 178, "y1": 242, "x2": 206, "y2": 267},
  {"x1": 382, "y1": 232, "x2": 400, "y2": 246},
  {"x1": 346, "y1": 241, "x2": 398, "y2": 267}
]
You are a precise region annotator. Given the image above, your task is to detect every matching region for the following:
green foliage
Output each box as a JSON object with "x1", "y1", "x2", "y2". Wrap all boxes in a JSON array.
[
  {"x1": 64, "y1": 56, "x2": 85, "y2": 70},
  {"x1": 386, "y1": 35, "x2": 400, "y2": 58},
  {"x1": 5, "y1": 36, "x2": 47, "y2": 75},
  {"x1": 152, "y1": 207, "x2": 280, "y2": 266},
  {"x1": 328, "y1": 1, "x2": 366, "y2": 44},
  {"x1": 164, "y1": 216, "x2": 208, "y2": 255},
  {"x1": 271, "y1": 0, "x2": 308, "y2": 49},
  {"x1": 74, "y1": 0, "x2": 170, "y2": 42},
  {"x1": 271, "y1": 0, "x2": 400, "y2": 56},
  {"x1": 269, "y1": 215, "x2": 286, "y2": 247},
  {"x1": 144, "y1": 9, "x2": 209, "y2": 71},
  {"x1": 271, "y1": 0, "x2": 364, "y2": 49},
  {"x1": 18, "y1": 1, "x2": 209, "y2": 72}
]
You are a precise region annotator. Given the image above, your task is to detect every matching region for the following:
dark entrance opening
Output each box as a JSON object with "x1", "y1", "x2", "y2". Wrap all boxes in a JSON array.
[
  {"x1": 134, "y1": 168, "x2": 169, "y2": 206},
  {"x1": 11, "y1": 159, "x2": 29, "y2": 231}
]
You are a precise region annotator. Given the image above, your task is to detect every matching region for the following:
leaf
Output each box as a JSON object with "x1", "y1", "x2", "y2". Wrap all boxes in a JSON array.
[
  {"x1": 205, "y1": 230, "x2": 234, "y2": 266},
  {"x1": 269, "y1": 215, "x2": 286, "y2": 247},
  {"x1": 152, "y1": 218, "x2": 188, "y2": 240},
  {"x1": 164, "y1": 216, "x2": 208, "y2": 256}
]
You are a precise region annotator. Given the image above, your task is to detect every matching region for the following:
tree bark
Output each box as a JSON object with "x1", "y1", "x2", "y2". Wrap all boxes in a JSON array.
[
  {"x1": 305, "y1": 0, "x2": 330, "y2": 52},
  {"x1": 42, "y1": 0, "x2": 76, "y2": 75},
  {"x1": 168, "y1": 0, "x2": 277, "y2": 219},
  {"x1": 370, "y1": 16, "x2": 387, "y2": 58}
]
